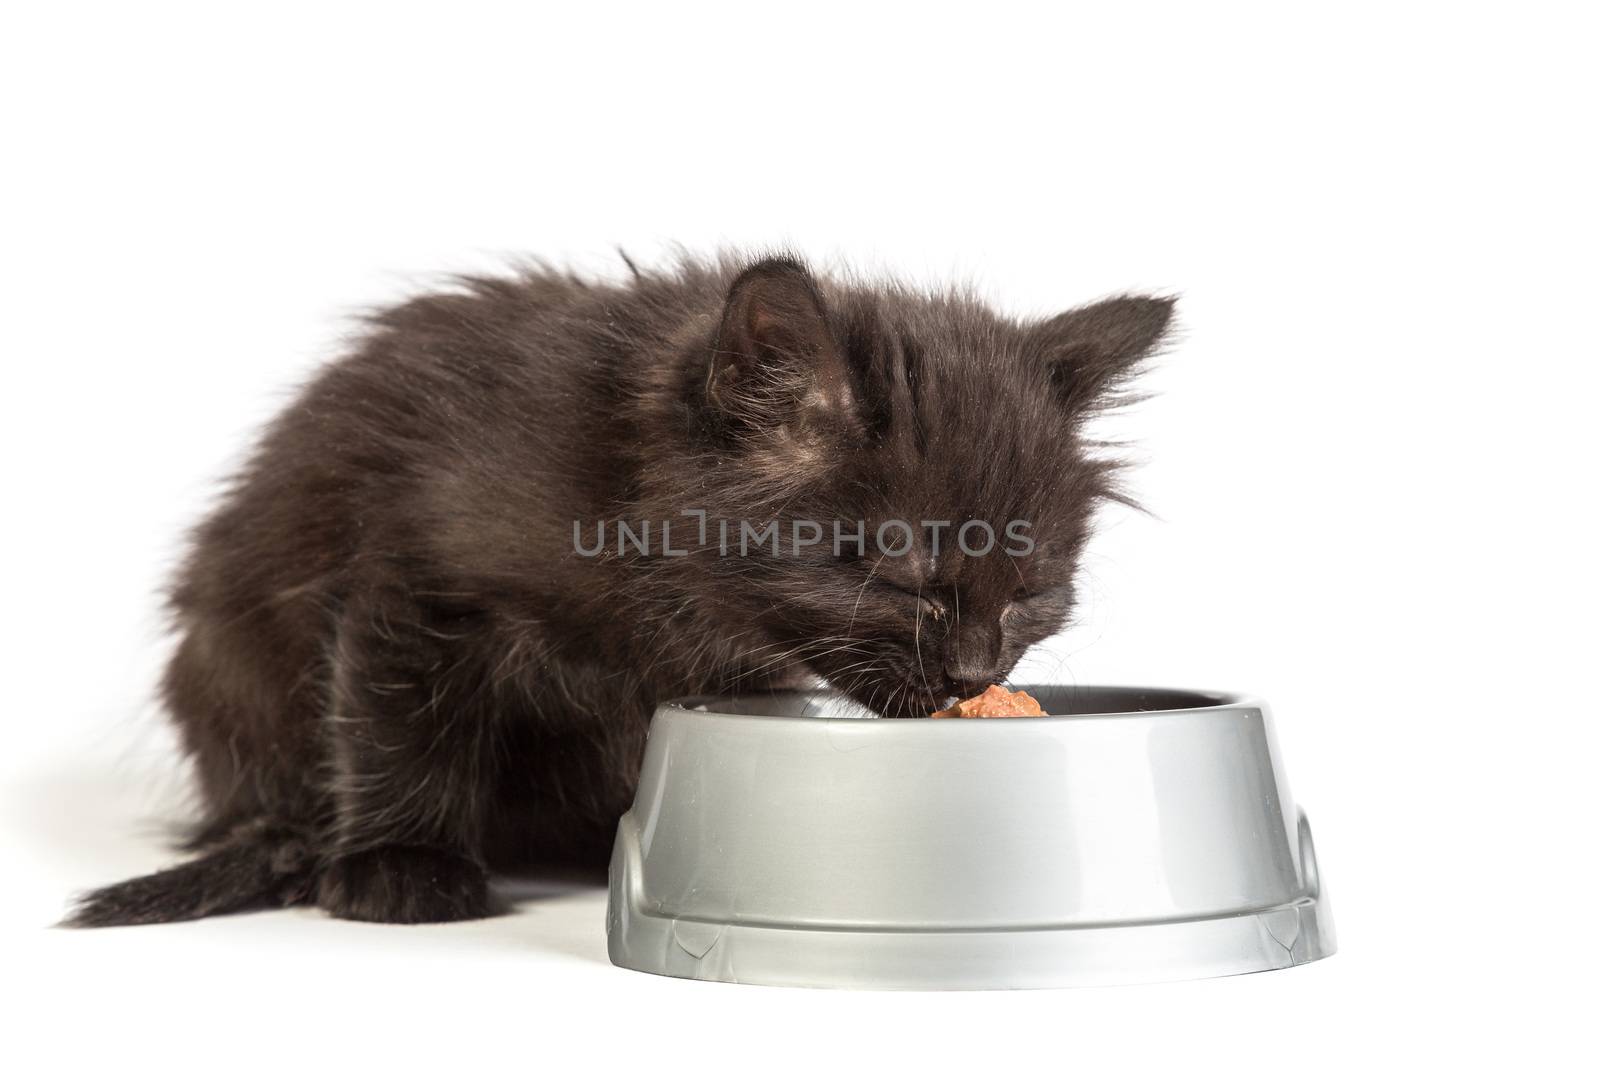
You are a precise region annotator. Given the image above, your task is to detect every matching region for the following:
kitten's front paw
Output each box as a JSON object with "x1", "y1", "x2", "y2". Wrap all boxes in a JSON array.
[{"x1": 319, "y1": 845, "x2": 498, "y2": 923}]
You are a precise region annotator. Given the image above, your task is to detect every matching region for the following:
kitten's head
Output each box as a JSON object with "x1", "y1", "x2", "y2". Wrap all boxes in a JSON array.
[{"x1": 685, "y1": 256, "x2": 1173, "y2": 716}]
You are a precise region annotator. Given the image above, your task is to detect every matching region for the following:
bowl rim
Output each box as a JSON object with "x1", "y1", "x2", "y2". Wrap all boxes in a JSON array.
[{"x1": 659, "y1": 683, "x2": 1262, "y2": 723}]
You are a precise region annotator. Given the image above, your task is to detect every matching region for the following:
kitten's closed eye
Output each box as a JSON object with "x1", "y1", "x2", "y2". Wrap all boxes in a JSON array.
[
  {"x1": 1005, "y1": 585, "x2": 1066, "y2": 617},
  {"x1": 879, "y1": 578, "x2": 945, "y2": 618}
]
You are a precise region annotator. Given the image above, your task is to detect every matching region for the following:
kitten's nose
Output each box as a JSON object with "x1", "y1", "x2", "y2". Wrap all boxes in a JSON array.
[{"x1": 943, "y1": 623, "x2": 1001, "y2": 696}]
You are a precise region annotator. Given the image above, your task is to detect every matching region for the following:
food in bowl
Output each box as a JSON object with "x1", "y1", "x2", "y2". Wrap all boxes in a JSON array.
[{"x1": 930, "y1": 684, "x2": 1047, "y2": 718}]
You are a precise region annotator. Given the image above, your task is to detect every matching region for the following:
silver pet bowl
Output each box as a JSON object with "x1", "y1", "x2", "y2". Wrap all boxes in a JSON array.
[{"x1": 607, "y1": 686, "x2": 1334, "y2": 990}]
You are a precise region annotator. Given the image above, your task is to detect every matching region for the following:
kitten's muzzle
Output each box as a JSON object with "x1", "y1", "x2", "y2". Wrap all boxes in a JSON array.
[
  {"x1": 942, "y1": 622, "x2": 1003, "y2": 699},
  {"x1": 940, "y1": 672, "x2": 996, "y2": 701}
]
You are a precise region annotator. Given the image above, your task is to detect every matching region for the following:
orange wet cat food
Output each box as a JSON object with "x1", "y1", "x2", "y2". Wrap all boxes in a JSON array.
[{"x1": 930, "y1": 684, "x2": 1047, "y2": 718}]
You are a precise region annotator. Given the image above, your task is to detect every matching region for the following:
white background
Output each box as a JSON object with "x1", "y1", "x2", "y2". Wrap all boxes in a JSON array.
[{"x1": 3, "y1": 2, "x2": 1595, "y2": 1063}]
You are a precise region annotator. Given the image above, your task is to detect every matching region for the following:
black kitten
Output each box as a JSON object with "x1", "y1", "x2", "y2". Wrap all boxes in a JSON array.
[{"x1": 68, "y1": 252, "x2": 1173, "y2": 925}]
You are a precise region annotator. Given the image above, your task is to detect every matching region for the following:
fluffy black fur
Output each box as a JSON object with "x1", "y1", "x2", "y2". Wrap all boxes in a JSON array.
[{"x1": 67, "y1": 252, "x2": 1173, "y2": 925}]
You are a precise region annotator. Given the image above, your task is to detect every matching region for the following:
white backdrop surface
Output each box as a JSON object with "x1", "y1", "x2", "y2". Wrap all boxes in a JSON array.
[{"x1": 3, "y1": 3, "x2": 1594, "y2": 1063}]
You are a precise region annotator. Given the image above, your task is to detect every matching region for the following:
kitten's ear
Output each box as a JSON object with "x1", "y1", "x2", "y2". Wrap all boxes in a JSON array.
[
  {"x1": 1034, "y1": 295, "x2": 1175, "y2": 419},
  {"x1": 706, "y1": 257, "x2": 854, "y2": 435}
]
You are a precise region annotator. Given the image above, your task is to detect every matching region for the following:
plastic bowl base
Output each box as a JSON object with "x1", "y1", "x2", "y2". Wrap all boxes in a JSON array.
[{"x1": 606, "y1": 815, "x2": 1335, "y2": 991}]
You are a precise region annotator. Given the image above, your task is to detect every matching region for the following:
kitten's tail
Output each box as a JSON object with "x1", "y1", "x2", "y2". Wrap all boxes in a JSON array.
[{"x1": 62, "y1": 818, "x2": 318, "y2": 927}]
